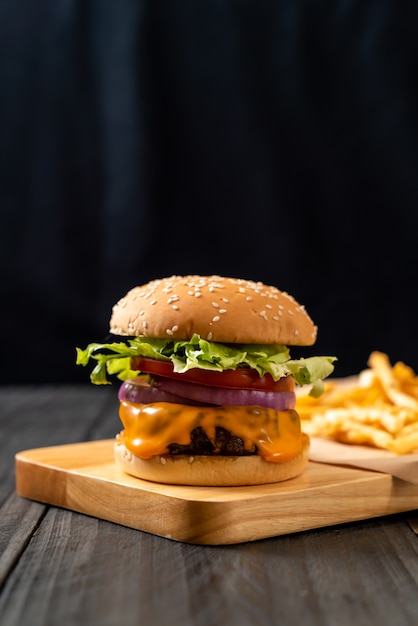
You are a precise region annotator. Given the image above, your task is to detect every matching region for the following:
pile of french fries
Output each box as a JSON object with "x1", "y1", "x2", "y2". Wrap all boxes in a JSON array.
[{"x1": 297, "y1": 351, "x2": 418, "y2": 454}]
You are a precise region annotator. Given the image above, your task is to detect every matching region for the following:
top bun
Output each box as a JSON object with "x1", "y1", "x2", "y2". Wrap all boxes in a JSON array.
[{"x1": 110, "y1": 275, "x2": 317, "y2": 346}]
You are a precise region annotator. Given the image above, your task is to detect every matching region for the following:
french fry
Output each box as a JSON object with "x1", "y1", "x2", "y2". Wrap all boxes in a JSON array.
[
  {"x1": 387, "y1": 429, "x2": 418, "y2": 455},
  {"x1": 297, "y1": 352, "x2": 418, "y2": 454},
  {"x1": 367, "y1": 351, "x2": 418, "y2": 409},
  {"x1": 336, "y1": 422, "x2": 394, "y2": 450}
]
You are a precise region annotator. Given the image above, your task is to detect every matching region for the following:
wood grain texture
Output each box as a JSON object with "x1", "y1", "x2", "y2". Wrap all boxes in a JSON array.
[
  {"x1": 407, "y1": 511, "x2": 418, "y2": 535},
  {"x1": 0, "y1": 385, "x2": 118, "y2": 590},
  {"x1": 15, "y1": 439, "x2": 418, "y2": 545},
  {"x1": 2, "y1": 509, "x2": 418, "y2": 626}
]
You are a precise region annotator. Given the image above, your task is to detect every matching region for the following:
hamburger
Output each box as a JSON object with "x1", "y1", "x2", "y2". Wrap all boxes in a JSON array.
[{"x1": 76, "y1": 275, "x2": 336, "y2": 486}]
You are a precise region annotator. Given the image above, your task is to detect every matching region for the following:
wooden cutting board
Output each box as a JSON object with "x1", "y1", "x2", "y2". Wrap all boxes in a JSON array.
[{"x1": 15, "y1": 440, "x2": 418, "y2": 545}]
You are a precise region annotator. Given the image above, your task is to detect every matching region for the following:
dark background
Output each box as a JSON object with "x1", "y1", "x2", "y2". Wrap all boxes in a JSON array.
[{"x1": 2, "y1": 0, "x2": 418, "y2": 384}]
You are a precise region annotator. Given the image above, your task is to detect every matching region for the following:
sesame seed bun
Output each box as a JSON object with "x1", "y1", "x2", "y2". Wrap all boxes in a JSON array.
[
  {"x1": 110, "y1": 275, "x2": 317, "y2": 346},
  {"x1": 114, "y1": 433, "x2": 310, "y2": 487}
]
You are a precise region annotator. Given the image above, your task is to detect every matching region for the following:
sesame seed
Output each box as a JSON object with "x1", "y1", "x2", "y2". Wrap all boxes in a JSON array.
[
  {"x1": 207, "y1": 332, "x2": 213, "y2": 340},
  {"x1": 171, "y1": 325, "x2": 179, "y2": 332},
  {"x1": 172, "y1": 305, "x2": 179, "y2": 310},
  {"x1": 266, "y1": 304, "x2": 272, "y2": 309},
  {"x1": 246, "y1": 296, "x2": 253, "y2": 301},
  {"x1": 288, "y1": 310, "x2": 294, "y2": 315},
  {"x1": 272, "y1": 316, "x2": 279, "y2": 321},
  {"x1": 139, "y1": 310, "x2": 145, "y2": 316},
  {"x1": 259, "y1": 311, "x2": 268, "y2": 321},
  {"x1": 221, "y1": 298, "x2": 229, "y2": 303},
  {"x1": 212, "y1": 315, "x2": 220, "y2": 322},
  {"x1": 194, "y1": 291, "x2": 202, "y2": 297},
  {"x1": 166, "y1": 329, "x2": 173, "y2": 335},
  {"x1": 212, "y1": 302, "x2": 219, "y2": 308},
  {"x1": 219, "y1": 309, "x2": 227, "y2": 314},
  {"x1": 294, "y1": 329, "x2": 300, "y2": 336},
  {"x1": 151, "y1": 299, "x2": 157, "y2": 305},
  {"x1": 160, "y1": 457, "x2": 167, "y2": 465}
]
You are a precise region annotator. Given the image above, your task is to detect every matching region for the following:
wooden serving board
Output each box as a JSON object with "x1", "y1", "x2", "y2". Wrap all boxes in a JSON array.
[{"x1": 15, "y1": 440, "x2": 418, "y2": 545}]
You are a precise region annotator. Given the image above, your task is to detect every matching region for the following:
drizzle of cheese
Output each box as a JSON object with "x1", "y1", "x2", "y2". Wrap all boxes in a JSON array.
[{"x1": 118, "y1": 401, "x2": 303, "y2": 463}]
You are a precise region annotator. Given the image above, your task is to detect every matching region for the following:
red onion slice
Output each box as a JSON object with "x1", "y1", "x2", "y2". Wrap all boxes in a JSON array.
[
  {"x1": 118, "y1": 378, "x2": 199, "y2": 405},
  {"x1": 151, "y1": 375, "x2": 296, "y2": 411}
]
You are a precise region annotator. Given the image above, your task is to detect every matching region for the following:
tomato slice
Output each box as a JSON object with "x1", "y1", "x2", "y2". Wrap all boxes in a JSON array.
[{"x1": 130, "y1": 356, "x2": 294, "y2": 392}]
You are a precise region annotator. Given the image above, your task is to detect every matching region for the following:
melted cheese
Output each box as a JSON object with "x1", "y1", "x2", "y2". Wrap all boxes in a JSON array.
[{"x1": 118, "y1": 401, "x2": 303, "y2": 463}]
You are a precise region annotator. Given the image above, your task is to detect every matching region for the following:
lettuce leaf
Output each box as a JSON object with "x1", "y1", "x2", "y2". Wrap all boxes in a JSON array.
[{"x1": 76, "y1": 334, "x2": 336, "y2": 394}]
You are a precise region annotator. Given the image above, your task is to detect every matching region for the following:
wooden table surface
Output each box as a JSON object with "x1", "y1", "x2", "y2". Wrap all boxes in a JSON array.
[{"x1": 1, "y1": 385, "x2": 418, "y2": 626}]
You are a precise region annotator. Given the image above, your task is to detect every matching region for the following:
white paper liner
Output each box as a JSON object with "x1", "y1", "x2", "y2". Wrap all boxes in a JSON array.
[{"x1": 309, "y1": 437, "x2": 418, "y2": 484}]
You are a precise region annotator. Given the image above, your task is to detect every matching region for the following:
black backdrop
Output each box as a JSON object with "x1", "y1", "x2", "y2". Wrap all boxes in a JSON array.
[{"x1": 2, "y1": 0, "x2": 418, "y2": 384}]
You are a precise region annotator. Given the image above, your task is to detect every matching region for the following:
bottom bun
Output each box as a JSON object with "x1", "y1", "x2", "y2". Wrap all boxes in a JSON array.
[{"x1": 114, "y1": 433, "x2": 310, "y2": 486}]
